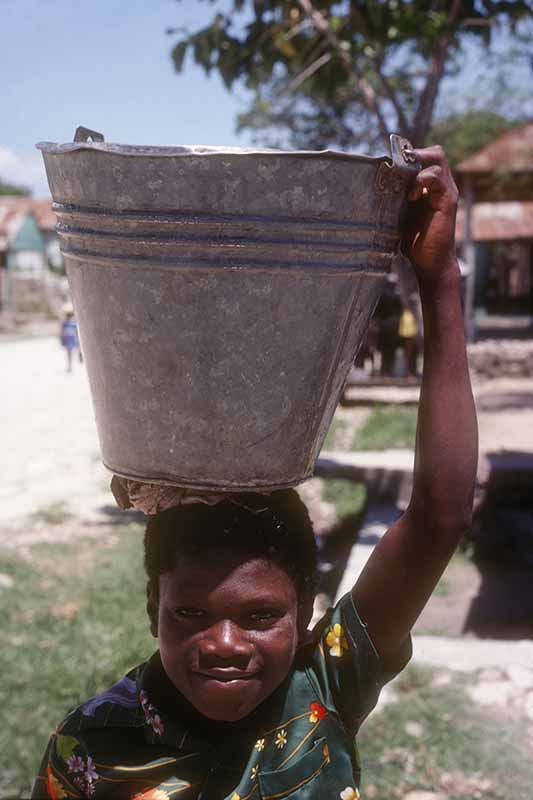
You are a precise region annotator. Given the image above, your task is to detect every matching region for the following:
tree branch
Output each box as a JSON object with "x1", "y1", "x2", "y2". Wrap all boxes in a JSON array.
[
  {"x1": 410, "y1": 0, "x2": 462, "y2": 144},
  {"x1": 287, "y1": 51, "x2": 332, "y2": 92},
  {"x1": 296, "y1": 0, "x2": 390, "y2": 142},
  {"x1": 373, "y1": 53, "x2": 410, "y2": 135},
  {"x1": 348, "y1": 5, "x2": 410, "y2": 136}
]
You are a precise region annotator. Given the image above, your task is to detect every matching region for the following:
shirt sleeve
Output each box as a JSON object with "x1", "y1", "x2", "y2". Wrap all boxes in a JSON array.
[
  {"x1": 32, "y1": 729, "x2": 88, "y2": 799},
  {"x1": 310, "y1": 591, "x2": 412, "y2": 732}
]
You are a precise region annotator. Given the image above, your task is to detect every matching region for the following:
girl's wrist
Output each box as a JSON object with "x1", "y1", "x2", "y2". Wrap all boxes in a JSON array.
[{"x1": 416, "y1": 258, "x2": 462, "y2": 297}]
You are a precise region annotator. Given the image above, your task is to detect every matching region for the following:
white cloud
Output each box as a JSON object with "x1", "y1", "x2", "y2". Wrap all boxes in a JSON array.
[{"x1": 0, "y1": 145, "x2": 50, "y2": 197}]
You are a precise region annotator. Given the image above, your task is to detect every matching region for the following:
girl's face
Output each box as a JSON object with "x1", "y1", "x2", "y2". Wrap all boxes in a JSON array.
[{"x1": 153, "y1": 550, "x2": 305, "y2": 721}]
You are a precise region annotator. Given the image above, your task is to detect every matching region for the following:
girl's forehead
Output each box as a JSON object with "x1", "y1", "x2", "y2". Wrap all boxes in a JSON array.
[{"x1": 160, "y1": 552, "x2": 297, "y2": 604}]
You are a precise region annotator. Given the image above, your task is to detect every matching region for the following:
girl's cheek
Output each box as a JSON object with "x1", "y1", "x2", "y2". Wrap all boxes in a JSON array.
[{"x1": 256, "y1": 619, "x2": 299, "y2": 657}]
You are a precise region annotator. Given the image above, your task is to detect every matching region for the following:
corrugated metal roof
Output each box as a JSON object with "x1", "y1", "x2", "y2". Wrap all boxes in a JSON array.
[
  {"x1": 456, "y1": 201, "x2": 533, "y2": 242},
  {"x1": 457, "y1": 122, "x2": 533, "y2": 173}
]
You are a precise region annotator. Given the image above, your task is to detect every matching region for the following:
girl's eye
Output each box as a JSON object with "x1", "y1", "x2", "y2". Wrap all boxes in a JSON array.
[
  {"x1": 174, "y1": 607, "x2": 205, "y2": 619},
  {"x1": 249, "y1": 610, "x2": 279, "y2": 622}
]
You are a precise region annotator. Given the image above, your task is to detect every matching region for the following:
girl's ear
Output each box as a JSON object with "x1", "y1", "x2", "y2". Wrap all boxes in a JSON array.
[{"x1": 146, "y1": 581, "x2": 159, "y2": 638}]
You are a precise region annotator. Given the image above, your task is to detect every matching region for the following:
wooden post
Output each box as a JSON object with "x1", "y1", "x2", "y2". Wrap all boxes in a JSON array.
[{"x1": 463, "y1": 175, "x2": 476, "y2": 341}]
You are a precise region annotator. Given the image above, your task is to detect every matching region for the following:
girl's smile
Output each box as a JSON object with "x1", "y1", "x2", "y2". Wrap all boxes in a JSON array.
[{"x1": 153, "y1": 550, "x2": 304, "y2": 721}]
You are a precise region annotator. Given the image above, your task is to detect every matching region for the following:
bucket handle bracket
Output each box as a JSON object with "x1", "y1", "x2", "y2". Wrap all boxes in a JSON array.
[
  {"x1": 375, "y1": 135, "x2": 421, "y2": 195},
  {"x1": 389, "y1": 134, "x2": 421, "y2": 175},
  {"x1": 74, "y1": 126, "x2": 105, "y2": 144}
]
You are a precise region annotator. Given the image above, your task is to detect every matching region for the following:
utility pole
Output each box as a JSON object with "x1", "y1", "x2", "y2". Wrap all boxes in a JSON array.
[{"x1": 462, "y1": 175, "x2": 477, "y2": 342}]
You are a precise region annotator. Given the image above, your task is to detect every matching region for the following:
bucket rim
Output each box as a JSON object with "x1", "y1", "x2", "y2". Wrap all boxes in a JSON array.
[{"x1": 35, "y1": 140, "x2": 391, "y2": 164}]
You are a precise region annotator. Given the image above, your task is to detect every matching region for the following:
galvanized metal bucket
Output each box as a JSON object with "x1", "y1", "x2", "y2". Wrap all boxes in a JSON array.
[{"x1": 37, "y1": 128, "x2": 419, "y2": 491}]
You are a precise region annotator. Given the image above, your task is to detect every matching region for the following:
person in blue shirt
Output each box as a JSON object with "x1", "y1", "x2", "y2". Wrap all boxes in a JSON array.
[{"x1": 60, "y1": 310, "x2": 80, "y2": 373}]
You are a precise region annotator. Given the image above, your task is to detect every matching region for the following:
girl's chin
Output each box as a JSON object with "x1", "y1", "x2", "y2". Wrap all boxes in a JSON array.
[{"x1": 189, "y1": 677, "x2": 264, "y2": 721}]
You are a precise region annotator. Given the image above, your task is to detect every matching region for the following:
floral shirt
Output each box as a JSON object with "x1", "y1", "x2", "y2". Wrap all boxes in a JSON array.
[{"x1": 32, "y1": 593, "x2": 410, "y2": 800}]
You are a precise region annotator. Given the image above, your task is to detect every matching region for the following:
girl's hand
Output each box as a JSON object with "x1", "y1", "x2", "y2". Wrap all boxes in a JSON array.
[{"x1": 402, "y1": 145, "x2": 460, "y2": 284}]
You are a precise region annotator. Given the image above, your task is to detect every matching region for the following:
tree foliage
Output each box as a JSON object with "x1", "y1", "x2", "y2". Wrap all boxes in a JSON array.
[
  {"x1": 0, "y1": 179, "x2": 30, "y2": 197},
  {"x1": 169, "y1": 0, "x2": 533, "y2": 150},
  {"x1": 428, "y1": 110, "x2": 518, "y2": 168}
]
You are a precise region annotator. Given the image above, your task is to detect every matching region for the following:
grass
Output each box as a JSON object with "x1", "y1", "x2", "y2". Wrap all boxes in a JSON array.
[
  {"x1": 353, "y1": 405, "x2": 418, "y2": 451},
  {"x1": 358, "y1": 665, "x2": 533, "y2": 800},
  {"x1": 322, "y1": 479, "x2": 367, "y2": 520},
  {"x1": 0, "y1": 523, "x2": 153, "y2": 798},
  {"x1": 323, "y1": 405, "x2": 418, "y2": 453},
  {"x1": 322, "y1": 415, "x2": 348, "y2": 450}
]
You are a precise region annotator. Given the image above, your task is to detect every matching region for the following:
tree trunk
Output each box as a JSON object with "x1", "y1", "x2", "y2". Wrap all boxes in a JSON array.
[{"x1": 409, "y1": 0, "x2": 462, "y2": 145}]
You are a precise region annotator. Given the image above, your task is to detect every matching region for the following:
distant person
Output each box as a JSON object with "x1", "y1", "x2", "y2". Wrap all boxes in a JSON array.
[
  {"x1": 60, "y1": 309, "x2": 80, "y2": 373},
  {"x1": 398, "y1": 305, "x2": 419, "y2": 377},
  {"x1": 375, "y1": 279, "x2": 402, "y2": 377}
]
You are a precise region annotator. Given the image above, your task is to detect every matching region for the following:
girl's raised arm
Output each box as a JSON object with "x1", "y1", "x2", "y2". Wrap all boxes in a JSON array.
[{"x1": 351, "y1": 146, "x2": 478, "y2": 664}]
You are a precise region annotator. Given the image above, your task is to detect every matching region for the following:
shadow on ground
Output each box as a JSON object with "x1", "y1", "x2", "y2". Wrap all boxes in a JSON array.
[
  {"x1": 97, "y1": 503, "x2": 146, "y2": 526},
  {"x1": 463, "y1": 561, "x2": 533, "y2": 639},
  {"x1": 462, "y1": 449, "x2": 533, "y2": 639}
]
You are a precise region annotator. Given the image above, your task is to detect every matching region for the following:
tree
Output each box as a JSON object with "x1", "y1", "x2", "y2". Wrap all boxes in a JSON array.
[
  {"x1": 0, "y1": 179, "x2": 30, "y2": 197},
  {"x1": 428, "y1": 110, "x2": 518, "y2": 168},
  {"x1": 169, "y1": 0, "x2": 533, "y2": 151}
]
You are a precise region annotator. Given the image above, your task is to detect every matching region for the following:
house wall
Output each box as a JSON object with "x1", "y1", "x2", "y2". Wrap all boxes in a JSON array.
[
  {"x1": 42, "y1": 230, "x2": 63, "y2": 271},
  {"x1": 7, "y1": 249, "x2": 46, "y2": 273},
  {"x1": 474, "y1": 241, "x2": 533, "y2": 315}
]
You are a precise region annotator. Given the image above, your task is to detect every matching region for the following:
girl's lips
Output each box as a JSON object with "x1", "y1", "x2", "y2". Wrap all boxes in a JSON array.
[{"x1": 195, "y1": 669, "x2": 260, "y2": 683}]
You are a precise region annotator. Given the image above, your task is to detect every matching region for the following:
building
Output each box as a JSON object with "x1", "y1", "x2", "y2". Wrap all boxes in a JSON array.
[
  {"x1": 0, "y1": 196, "x2": 62, "y2": 312},
  {"x1": 455, "y1": 123, "x2": 533, "y2": 323}
]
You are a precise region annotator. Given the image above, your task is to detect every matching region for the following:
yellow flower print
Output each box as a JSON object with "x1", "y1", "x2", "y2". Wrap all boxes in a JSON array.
[
  {"x1": 340, "y1": 788, "x2": 360, "y2": 800},
  {"x1": 326, "y1": 623, "x2": 348, "y2": 657},
  {"x1": 254, "y1": 738, "x2": 265, "y2": 752},
  {"x1": 251, "y1": 765, "x2": 259, "y2": 781},
  {"x1": 231, "y1": 794, "x2": 240, "y2": 800},
  {"x1": 275, "y1": 729, "x2": 287, "y2": 749}
]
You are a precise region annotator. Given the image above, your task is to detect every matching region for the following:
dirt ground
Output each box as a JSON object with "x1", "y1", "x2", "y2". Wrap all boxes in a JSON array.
[{"x1": 1, "y1": 336, "x2": 113, "y2": 545}]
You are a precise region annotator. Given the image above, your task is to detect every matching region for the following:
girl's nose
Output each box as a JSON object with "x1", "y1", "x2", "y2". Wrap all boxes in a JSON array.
[{"x1": 198, "y1": 619, "x2": 253, "y2": 662}]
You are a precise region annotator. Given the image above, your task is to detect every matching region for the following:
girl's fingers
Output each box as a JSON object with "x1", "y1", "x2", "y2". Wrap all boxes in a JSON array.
[
  {"x1": 412, "y1": 144, "x2": 447, "y2": 168},
  {"x1": 407, "y1": 145, "x2": 458, "y2": 202},
  {"x1": 408, "y1": 166, "x2": 446, "y2": 201}
]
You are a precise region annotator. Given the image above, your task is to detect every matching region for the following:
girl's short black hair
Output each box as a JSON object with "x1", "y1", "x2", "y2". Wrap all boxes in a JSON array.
[{"x1": 144, "y1": 489, "x2": 317, "y2": 599}]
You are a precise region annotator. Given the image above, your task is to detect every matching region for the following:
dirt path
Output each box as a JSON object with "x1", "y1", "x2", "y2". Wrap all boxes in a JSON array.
[{"x1": 0, "y1": 336, "x2": 110, "y2": 542}]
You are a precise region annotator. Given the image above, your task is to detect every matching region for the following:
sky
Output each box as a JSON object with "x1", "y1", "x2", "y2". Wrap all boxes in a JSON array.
[
  {"x1": 1, "y1": 0, "x2": 532, "y2": 198},
  {"x1": 0, "y1": 0, "x2": 255, "y2": 197}
]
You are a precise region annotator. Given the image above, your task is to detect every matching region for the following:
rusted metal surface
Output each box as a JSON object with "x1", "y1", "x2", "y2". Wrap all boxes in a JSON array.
[
  {"x1": 36, "y1": 131, "x2": 418, "y2": 491},
  {"x1": 456, "y1": 201, "x2": 533, "y2": 242}
]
